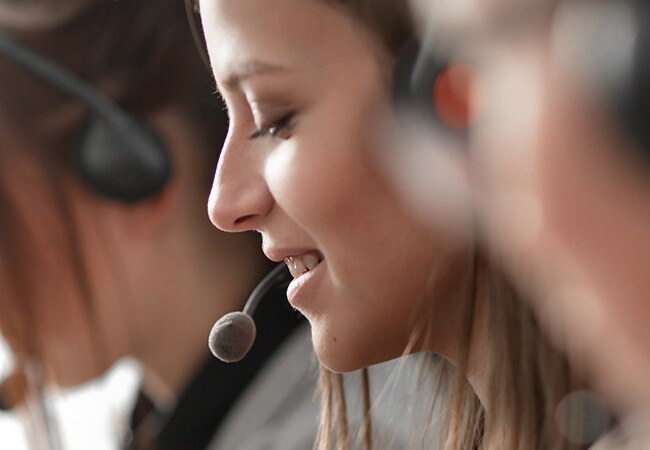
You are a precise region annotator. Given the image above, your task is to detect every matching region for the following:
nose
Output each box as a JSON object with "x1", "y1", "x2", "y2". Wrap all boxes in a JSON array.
[{"x1": 208, "y1": 135, "x2": 274, "y2": 232}]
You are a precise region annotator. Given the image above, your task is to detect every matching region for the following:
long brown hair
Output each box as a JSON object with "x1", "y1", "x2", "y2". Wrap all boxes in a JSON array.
[
  {"x1": 0, "y1": 0, "x2": 224, "y2": 445},
  {"x1": 313, "y1": 2, "x2": 584, "y2": 449},
  {"x1": 317, "y1": 254, "x2": 583, "y2": 449}
]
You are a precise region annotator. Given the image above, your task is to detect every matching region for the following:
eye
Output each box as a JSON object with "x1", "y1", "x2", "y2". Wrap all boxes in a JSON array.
[{"x1": 249, "y1": 112, "x2": 295, "y2": 140}]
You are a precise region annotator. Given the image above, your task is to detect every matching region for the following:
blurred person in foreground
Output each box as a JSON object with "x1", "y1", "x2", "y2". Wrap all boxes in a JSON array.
[
  {"x1": 473, "y1": 2, "x2": 650, "y2": 446},
  {"x1": 0, "y1": 0, "x2": 311, "y2": 448},
  {"x1": 383, "y1": 0, "x2": 650, "y2": 446}
]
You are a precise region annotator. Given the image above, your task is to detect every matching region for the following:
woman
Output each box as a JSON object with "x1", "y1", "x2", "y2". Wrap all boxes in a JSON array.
[
  {"x1": 417, "y1": 0, "x2": 650, "y2": 446},
  {"x1": 0, "y1": 0, "x2": 308, "y2": 448},
  {"x1": 202, "y1": 0, "x2": 587, "y2": 448}
]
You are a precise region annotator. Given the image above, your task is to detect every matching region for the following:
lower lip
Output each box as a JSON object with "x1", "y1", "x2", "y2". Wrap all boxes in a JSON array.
[{"x1": 286, "y1": 260, "x2": 325, "y2": 309}]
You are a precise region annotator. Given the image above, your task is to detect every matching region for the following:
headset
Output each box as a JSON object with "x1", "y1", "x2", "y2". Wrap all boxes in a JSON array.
[
  {"x1": 0, "y1": 30, "x2": 172, "y2": 203},
  {"x1": 0, "y1": 29, "x2": 173, "y2": 416},
  {"x1": 392, "y1": 0, "x2": 650, "y2": 161},
  {"x1": 392, "y1": 38, "x2": 473, "y2": 139},
  {"x1": 209, "y1": 263, "x2": 292, "y2": 363},
  {"x1": 576, "y1": 0, "x2": 650, "y2": 157}
]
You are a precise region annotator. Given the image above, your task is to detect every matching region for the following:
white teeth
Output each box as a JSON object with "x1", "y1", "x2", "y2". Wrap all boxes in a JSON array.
[
  {"x1": 286, "y1": 257, "x2": 307, "y2": 278},
  {"x1": 303, "y1": 252, "x2": 320, "y2": 270},
  {"x1": 285, "y1": 251, "x2": 323, "y2": 278}
]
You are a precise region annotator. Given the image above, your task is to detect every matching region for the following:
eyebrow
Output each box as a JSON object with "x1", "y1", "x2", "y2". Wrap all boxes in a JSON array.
[{"x1": 220, "y1": 59, "x2": 288, "y2": 90}]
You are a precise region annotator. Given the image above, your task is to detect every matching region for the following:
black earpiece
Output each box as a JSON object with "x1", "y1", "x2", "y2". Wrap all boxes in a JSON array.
[
  {"x1": 392, "y1": 39, "x2": 439, "y2": 118},
  {"x1": 601, "y1": 0, "x2": 650, "y2": 156},
  {"x1": 74, "y1": 110, "x2": 171, "y2": 203},
  {"x1": 0, "y1": 30, "x2": 171, "y2": 203},
  {"x1": 551, "y1": 0, "x2": 650, "y2": 161}
]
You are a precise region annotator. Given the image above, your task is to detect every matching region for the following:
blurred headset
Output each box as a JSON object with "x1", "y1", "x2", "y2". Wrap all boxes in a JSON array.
[
  {"x1": 392, "y1": 0, "x2": 650, "y2": 159},
  {"x1": 392, "y1": 38, "x2": 473, "y2": 139},
  {"x1": 558, "y1": 0, "x2": 650, "y2": 157},
  {"x1": 0, "y1": 30, "x2": 172, "y2": 203}
]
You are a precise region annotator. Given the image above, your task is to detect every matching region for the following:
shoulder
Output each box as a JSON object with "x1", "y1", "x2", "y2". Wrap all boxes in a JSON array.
[{"x1": 207, "y1": 324, "x2": 319, "y2": 450}]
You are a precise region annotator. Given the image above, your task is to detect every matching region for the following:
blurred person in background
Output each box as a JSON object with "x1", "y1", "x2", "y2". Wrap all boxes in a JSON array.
[
  {"x1": 0, "y1": 0, "x2": 311, "y2": 448},
  {"x1": 200, "y1": 0, "x2": 593, "y2": 448}
]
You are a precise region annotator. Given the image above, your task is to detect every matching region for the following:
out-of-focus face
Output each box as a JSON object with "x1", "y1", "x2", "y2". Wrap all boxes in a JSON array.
[
  {"x1": 203, "y1": 0, "x2": 469, "y2": 372},
  {"x1": 399, "y1": 0, "x2": 650, "y2": 412},
  {"x1": 0, "y1": 106, "x2": 215, "y2": 389},
  {"x1": 464, "y1": 1, "x2": 650, "y2": 412}
]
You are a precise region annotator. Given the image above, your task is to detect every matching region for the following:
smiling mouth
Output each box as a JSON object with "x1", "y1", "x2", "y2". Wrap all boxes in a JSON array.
[{"x1": 284, "y1": 251, "x2": 324, "y2": 279}]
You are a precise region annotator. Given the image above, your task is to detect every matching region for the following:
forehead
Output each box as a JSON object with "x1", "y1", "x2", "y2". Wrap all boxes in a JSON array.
[{"x1": 200, "y1": 0, "x2": 361, "y2": 81}]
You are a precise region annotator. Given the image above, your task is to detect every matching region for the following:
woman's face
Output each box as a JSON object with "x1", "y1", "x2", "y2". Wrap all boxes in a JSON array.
[
  {"x1": 0, "y1": 106, "x2": 217, "y2": 389},
  {"x1": 203, "y1": 0, "x2": 467, "y2": 372}
]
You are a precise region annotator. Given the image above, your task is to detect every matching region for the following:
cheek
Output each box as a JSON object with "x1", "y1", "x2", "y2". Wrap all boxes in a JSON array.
[
  {"x1": 0, "y1": 152, "x2": 119, "y2": 386},
  {"x1": 40, "y1": 189, "x2": 127, "y2": 385},
  {"x1": 311, "y1": 275, "x2": 417, "y2": 372},
  {"x1": 263, "y1": 59, "x2": 391, "y2": 232},
  {"x1": 264, "y1": 75, "x2": 457, "y2": 369},
  {"x1": 308, "y1": 204, "x2": 452, "y2": 372},
  {"x1": 264, "y1": 102, "x2": 375, "y2": 232},
  {"x1": 311, "y1": 243, "x2": 454, "y2": 373},
  {"x1": 67, "y1": 188, "x2": 133, "y2": 362},
  {"x1": 25, "y1": 242, "x2": 103, "y2": 386}
]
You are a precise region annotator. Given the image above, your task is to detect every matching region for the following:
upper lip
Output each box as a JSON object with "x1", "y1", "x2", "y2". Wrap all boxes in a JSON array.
[{"x1": 263, "y1": 246, "x2": 320, "y2": 263}]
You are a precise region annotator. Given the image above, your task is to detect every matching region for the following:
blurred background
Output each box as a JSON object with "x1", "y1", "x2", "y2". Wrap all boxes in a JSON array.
[{"x1": 0, "y1": 338, "x2": 139, "y2": 450}]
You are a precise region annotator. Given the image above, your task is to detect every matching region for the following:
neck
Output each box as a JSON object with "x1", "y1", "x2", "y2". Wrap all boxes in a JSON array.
[{"x1": 422, "y1": 254, "x2": 491, "y2": 409}]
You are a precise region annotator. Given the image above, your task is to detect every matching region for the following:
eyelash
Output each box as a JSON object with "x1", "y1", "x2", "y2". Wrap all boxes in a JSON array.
[{"x1": 249, "y1": 112, "x2": 295, "y2": 140}]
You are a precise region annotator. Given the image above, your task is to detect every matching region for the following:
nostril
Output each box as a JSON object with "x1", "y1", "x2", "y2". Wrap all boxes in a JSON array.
[
  {"x1": 208, "y1": 176, "x2": 273, "y2": 232},
  {"x1": 234, "y1": 214, "x2": 257, "y2": 226}
]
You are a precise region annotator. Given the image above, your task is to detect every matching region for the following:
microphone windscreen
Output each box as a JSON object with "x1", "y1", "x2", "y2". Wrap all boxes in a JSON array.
[{"x1": 208, "y1": 311, "x2": 256, "y2": 363}]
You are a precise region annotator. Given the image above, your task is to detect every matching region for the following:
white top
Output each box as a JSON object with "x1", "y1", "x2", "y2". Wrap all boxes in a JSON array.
[{"x1": 209, "y1": 324, "x2": 442, "y2": 450}]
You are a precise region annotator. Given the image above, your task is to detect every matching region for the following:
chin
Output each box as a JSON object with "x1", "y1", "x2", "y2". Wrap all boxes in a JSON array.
[
  {"x1": 315, "y1": 348, "x2": 361, "y2": 374},
  {"x1": 309, "y1": 321, "x2": 402, "y2": 373}
]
